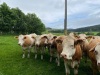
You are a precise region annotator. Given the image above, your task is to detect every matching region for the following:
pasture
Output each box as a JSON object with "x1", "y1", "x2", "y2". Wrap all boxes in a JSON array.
[{"x1": 0, "y1": 35, "x2": 100, "y2": 75}]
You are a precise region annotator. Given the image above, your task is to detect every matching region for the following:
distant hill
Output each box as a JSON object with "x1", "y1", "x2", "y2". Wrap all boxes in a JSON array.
[
  {"x1": 69, "y1": 24, "x2": 100, "y2": 32},
  {"x1": 46, "y1": 24, "x2": 100, "y2": 33}
]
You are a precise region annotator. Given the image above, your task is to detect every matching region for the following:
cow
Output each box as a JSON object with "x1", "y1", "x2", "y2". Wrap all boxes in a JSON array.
[
  {"x1": 61, "y1": 35, "x2": 83, "y2": 75},
  {"x1": 15, "y1": 34, "x2": 36, "y2": 58},
  {"x1": 46, "y1": 33, "x2": 57, "y2": 62},
  {"x1": 87, "y1": 38, "x2": 100, "y2": 75},
  {"x1": 55, "y1": 35, "x2": 67, "y2": 66},
  {"x1": 77, "y1": 34, "x2": 89, "y2": 62},
  {"x1": 34, "y1": 34, "x2": 48, "y2": 60}
]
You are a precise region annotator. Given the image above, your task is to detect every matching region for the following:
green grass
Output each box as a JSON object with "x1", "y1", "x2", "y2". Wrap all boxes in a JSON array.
[{"x1": 0, "y1": 35, "x2": 100, "y2": 75}]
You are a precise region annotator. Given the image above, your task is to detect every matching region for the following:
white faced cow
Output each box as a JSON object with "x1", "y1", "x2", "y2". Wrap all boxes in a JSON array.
[
  {"x1": 61, "y1": 35, "x2": 83, "y2": 75},
  {"x1": 55, "y1": 35, "x2": 67, "y2": 66}
]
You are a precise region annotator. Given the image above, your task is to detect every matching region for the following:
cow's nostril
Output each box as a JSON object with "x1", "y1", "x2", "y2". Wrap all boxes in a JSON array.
[
  {"x1": 36, "y1": 44, "x2": 39, "y2": 47},
  {"x1": 61, "y1": 54, "x2": 67, "y2": 58},
  {"x1": 64, "y1": 55, "x2": 66, "y2": 57}
]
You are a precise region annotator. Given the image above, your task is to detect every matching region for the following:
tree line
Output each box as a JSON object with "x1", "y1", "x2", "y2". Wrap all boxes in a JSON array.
[{"x1": 0, "y1": 2, "x2": 46, "y2": 34}]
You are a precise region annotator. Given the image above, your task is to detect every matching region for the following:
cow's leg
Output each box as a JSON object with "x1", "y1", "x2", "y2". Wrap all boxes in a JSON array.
[
  {"x1": 35, "y1": 46, "x2": 38, "y2": 59},
  {"x1": 22, "y1": 49, "x2": 25, "y2": 58},
  {"x1": 57, "y1": 53, "x2": 60, "y2": 66},
  {"x1": 64, "y1": 61, "x2": 70, "y2": 75},
  {"x1": 41, "y1": 47, "x2": 44, "y2": 60},
  {"x1": 50, "y1": 46, "x2": 53, "y2": 62},
  {"x1": 33, "y1": 46, "x2": 35, "y2": 53},
  {"x1": 27, "y1": 47, "x2": 31, "y2": 58},
  {"x1": 92, "y1": 62, "x2": 98, "y2": 75},
  {"x1": 73, "y1": 61, "x2": 79, "y2": 75},
  {"x1": 50, "y1": 51, "x2": 53, "y2": 62},
  {"x1": 84, "y1": 51, "x2": 88, "y2": 63}
]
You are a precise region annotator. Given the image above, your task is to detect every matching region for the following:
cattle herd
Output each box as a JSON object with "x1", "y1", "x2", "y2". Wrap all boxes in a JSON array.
[{"x1": 15, "y1": 33, "x2": 100, "y2": 75}]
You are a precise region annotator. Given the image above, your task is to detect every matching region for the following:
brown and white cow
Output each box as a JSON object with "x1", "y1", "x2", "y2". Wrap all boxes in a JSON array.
[
  {"x1": 55, "y1": 35, "x2": 67, "y2": 66},
  {"x1": 46, "y1": 33, "x2": 57, "y2": 62},
  {"x1": 78, "y1": 34, "x2": 89, "y2": 62},
  {"x1": 15, "y1": 34, "x2": 36, "y2": 58},
  {"x1": 87, "y1": 38, "x2": 100, "y2": 75},
  {"x1": 61, "y1": 35, "x2": 83, "y2": 75},
  {"x1": 34, "y1": 34, "x2": 48, "y2": 60}
]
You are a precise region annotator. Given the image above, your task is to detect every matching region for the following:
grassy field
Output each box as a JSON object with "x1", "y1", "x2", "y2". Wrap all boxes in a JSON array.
[{"x1": 0, "y1": 35, "x2": 100, "y2": 75}]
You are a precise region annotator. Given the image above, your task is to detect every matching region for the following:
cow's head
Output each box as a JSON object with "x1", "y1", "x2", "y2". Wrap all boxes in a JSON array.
[
  {"x1": 15, "y1": 35, "x2": 26, "y2": 46},
  {"x1": 35, "y1": 35, "x2": 41, "y2": 46},
  {"x1": 89, "y1": 43, "x2": 100, "y2": 70},
  {"x1": 79, "y1": 34, "x2": 87, "y2": 40},
  {"x1": 35, "y1": 35, "x2": 48, "y2": 46},
  {"x1": 41, "y1": 35, "x2": 48, "y2": 45},
  {"x1": 48, "y1": 35, "x2": 57, "y2": 45},
  {"x1": 61, "y1": 36, "x2": 83, "y2": 60}
]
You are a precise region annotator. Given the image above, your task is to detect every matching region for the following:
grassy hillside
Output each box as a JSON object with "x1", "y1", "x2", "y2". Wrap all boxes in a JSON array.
[{"x1": 0, "y1": 35, "x2": 100, "y2": 75}]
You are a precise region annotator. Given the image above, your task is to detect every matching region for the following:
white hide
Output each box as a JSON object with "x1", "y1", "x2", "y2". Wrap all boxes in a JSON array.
[
  {"x1": 47, "y1": 33, "x2": 55, "y2": 44},
  {"x1": 18, "y1": 35, "x2": 24, "y2": 46},
  {"x1": 61, "y1": 36, "x2": 76, "y2": 60},
  {"x1": 79, "y1": 34, "x2": 87, "y2": 40},
  {"x1": 35, "y1": 35, "x2": 41, "y2": 46}
]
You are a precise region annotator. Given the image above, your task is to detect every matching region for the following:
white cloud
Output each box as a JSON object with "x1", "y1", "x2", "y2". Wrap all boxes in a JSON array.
[
  {"x1": 1, "y1": 0, "x2": 100, "y2": 29},
  {"x1": 0, "y1": 0, "x2": 65, "y2": 28},
  {"x1": 67, "y1": 0, "x2": 100, "y2": 29}
]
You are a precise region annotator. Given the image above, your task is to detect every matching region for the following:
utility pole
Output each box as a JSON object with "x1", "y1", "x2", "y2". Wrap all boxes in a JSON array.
[{"x1": 64, "y1": 0, "x2": 67, "y2": 35}]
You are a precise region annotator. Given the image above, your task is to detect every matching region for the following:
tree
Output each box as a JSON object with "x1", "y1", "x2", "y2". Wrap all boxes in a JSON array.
[
  {"x1": 26, "y1": 13, "x2": 45, "y2": 34},
  {"x1": 0, "y1": 2, "x2": 12, "y2": 33},
  {"x1": 11, "y1": 8, "x2": 26, "y2": 34},
  {"x1": 0, "y1": 2, "x2": 46, "y2": 34}
]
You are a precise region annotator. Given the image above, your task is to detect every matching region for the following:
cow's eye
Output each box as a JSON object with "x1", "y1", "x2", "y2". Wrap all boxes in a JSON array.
[
  {"x1": 94, "y1": 51, "x2": 98, "y2": 55},
  {"x1": 70, "y1": 45, "x2": 74, "y2": 48}
]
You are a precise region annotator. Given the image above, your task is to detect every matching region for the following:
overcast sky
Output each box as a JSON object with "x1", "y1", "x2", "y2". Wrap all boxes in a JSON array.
[{"x1": 0, "y1": 0, "x2": 100, "y2": 29}]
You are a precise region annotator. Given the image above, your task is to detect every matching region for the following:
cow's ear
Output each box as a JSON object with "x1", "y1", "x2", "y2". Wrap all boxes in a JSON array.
[
  {"x1": 74, "y1": 39, "x2": 83, "y2": 45},
  {"x1": 89, "y1": 48, "x2": 95, "y2": 52},
  {"x1": 53, "y1": 36, "x2": 57, "y2": 39},
  {"x1": 86, "y1": 36, "x2": 93, "y2": 39},
  {"x1": 73, "y1": 33, "x2": 80, "y2": 39},
  {"x1": 74, "y1": 35, "x2": 80, "y2": 39},
  {"x1": 24, "y1": 36, "x2": 27, "y2": 39},
  {"x1": 86, "y1": 36, "x2": 95, "y2": 41},
  {"x1": 43, "y1": 36, "x2": 48, "y2": 39},
  {"x1": 89, "y1": 44, "x2": 98, "y2": 52},
  {"x1": 31, "y1": 36, "x2": 35, "y2": 39},
  {"x1": 56, "y1": 39, "x2": 62, "y2": 43},
  {"x1": 14, "y1": 36, "x2": 18, "y2": 39}
]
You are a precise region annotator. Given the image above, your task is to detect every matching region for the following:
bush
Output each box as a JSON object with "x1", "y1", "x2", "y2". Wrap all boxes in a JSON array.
[
  {"x1": 96, "y1": 32, "x2": 100, "y2": 36},
  {"x1": 86, "y1": 32, "x2": 94, "y2": 35}
]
